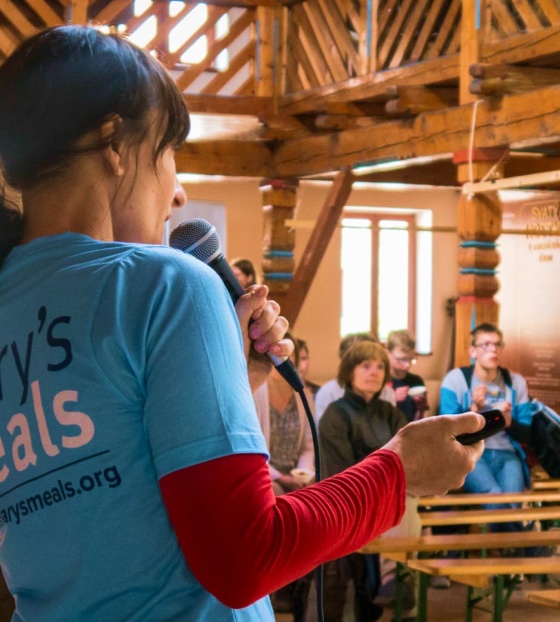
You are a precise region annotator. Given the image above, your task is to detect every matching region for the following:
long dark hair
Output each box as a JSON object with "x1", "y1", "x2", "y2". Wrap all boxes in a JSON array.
[{"x1": 0, "y1": 25, "x2": 190, "y2": 265}]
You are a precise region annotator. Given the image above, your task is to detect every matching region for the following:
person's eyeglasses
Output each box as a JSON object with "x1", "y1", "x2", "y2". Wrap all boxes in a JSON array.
[
  {"x1": 474, "y1": 341, "x2": 504, "y2": 351},
  {"x1": 392, "y1": 355, "x2": 417, "y2": 365}
]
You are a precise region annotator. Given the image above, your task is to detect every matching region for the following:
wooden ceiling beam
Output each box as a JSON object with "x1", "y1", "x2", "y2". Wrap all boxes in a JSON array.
[
  {"x1": 272, "y1": 83, "x2": 560, "y2": 177},
  {"x1": 385, "y1": 85, "x2": 458, "y2": 116},
  {"x1": 278, "y1": 54, "x2": 461, "y2": 116},
  {"x1": 175, "y1": 140, "x2": 273, "y2": 176},
  {"x1": 274, "y1": 168, "x2": 354, "y2": 326},
  {"x1": 469, "y1": 63, "x2": 560, "y2": 97},
  {"x1": 184, "y1": 94, "x2": 274, "y2": 116}
]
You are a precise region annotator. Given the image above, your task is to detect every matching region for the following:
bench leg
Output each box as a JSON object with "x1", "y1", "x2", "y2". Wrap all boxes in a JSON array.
[
  {"x1": 393, "y1": 562, "x2": 405, "y2": 622},
  {"x1": 416, "y1": 571, "x2": 429, "y2": 622},
  {"x1": 493, "y1": 575, "x2": 505, "y2": 622}
]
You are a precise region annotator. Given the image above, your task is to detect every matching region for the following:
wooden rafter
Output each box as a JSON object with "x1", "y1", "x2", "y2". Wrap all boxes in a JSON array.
[{"x1": 273, "y1": 168, "x2": 355, "y2": 325}]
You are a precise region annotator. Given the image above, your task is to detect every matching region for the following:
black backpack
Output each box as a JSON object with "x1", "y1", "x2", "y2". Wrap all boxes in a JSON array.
[{"x1": 460, "y1": 365, "x2": 560, "y2": 478}]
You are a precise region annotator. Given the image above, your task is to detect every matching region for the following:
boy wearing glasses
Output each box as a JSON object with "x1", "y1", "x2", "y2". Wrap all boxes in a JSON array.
[
  {"x1": 439, "y1": 322, "x2": 530, "y2": 532},
  {"x1": 387, "y1": 329, "x2": 429, "y2": 422}
]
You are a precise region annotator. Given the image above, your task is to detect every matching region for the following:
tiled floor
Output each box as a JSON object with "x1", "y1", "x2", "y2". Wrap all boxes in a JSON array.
[{"x1": 275, "y1": 574, "x2": 560, "y2": 621}]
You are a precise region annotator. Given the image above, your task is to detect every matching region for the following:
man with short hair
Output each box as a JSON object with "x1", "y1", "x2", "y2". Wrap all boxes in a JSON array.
[{"x1": 440, "y1": 322, "x2": 530, "y2": 531}]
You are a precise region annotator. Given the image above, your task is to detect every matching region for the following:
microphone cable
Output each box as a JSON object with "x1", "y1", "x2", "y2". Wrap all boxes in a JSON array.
[
  {"x1": 293, "y1": 386, "x2": 324, "y2": 622},
  {"x1": 169, "y1": 218, "x2": 325, "y2": 619}
]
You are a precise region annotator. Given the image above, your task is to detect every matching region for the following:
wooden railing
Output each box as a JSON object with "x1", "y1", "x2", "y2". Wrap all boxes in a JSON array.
[{"x1": 1, "y1": 1, "x2": 560, "y2": 98}]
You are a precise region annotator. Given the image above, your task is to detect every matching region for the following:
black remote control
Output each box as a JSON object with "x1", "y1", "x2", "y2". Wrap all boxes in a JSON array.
[{"x1": 455, "y1": 409, "x2": 506, "y2": 445}]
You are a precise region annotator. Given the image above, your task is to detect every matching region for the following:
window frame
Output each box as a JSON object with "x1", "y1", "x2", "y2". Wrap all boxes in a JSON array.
[{"x1": 343, "y1": 211, "x2": 417, "y2": 339}]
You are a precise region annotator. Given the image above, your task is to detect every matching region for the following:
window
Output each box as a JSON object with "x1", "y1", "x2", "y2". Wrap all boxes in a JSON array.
[{"x1": 340, "y1": 210, "x2": 432, "y2": 353}]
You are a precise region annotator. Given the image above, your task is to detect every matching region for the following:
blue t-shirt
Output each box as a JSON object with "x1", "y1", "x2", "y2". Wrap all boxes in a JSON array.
[{"x1": 0, "y1": 234, "x2": 272, "y2": 621}]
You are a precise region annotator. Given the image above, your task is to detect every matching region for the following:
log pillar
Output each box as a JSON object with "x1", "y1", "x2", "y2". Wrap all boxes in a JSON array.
[
  {"x1": 453, "y1": 148, "x2": 507, "y2": 366},
  {"x1": 260, "y1": 179, "x2": 299, "y2": 296}
]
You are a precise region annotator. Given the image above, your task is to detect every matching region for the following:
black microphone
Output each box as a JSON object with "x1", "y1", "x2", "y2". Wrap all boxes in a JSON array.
[{"x1": 169, "y1": 218, "x2": 304, "y2": 392}]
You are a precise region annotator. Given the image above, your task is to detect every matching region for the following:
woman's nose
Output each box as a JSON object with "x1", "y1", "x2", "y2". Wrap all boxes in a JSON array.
[{"x1": 172, "y1": 181, "x2": 187, "y2": 209}]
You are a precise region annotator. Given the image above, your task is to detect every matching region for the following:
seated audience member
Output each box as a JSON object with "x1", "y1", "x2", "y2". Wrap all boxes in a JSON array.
[
  {"x1": 315, "y1": 333, "x2": 396, "y2": 420},
  {"x1": 295, "y1": 337, "x2": 321, "y2": 397},
  {"x1": 440, "y1": 322, "x2": 530, "y2": 533},
  {"x1": 253, "y1": 335, "x2": 315, "y2": 621},
  {"x1": 319, "y1": 341, "x2": 408, "y2": 622},
  {"x1": 387, "y1": 329, "x2": 429, "y2": 422},
  {"x1": 231, "y1": 257, "x2": 257, "y2": 288}
]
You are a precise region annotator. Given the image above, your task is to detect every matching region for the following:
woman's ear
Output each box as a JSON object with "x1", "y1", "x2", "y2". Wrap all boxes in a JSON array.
[{"x1": 100, "y1": 114, "x2": 125, "y2": 176}]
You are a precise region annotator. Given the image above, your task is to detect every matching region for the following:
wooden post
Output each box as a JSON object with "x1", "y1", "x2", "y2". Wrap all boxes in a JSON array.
[
  {"x1": 260, "y1": 179, "x2": 298, "y2": 298},
  {"x1": 452, "y1": 0, "x2": 504, "y2": 366},
  {"x1": 256, "y1": 6, "x2": 275, "y2": 98},
  {"x1": 68, "y1": 0, "x2": 89, "y2": 24}
]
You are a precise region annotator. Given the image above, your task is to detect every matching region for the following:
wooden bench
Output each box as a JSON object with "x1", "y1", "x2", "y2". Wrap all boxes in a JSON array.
[
  {"x1": 408, "y1": 557, "x2": 560, "y2": 622},
  {"x1": 526, "y1": 588, "x2": 560, "y2": 609},
  {"x1": 359, "y1": 530, "x2": 560, "y2": 621},
  {"x1": 419, "y1": 504, "x2": 560, "y2": 527},
  {"x1": 532, "y1": 478, "x2": 560, "y2": 491},
  {"x1": 419, "y1": 490, "x2": 560, "y2": 507},
  {"x1": 359, "y1": 529, "x2": 560, "y2": 558}
]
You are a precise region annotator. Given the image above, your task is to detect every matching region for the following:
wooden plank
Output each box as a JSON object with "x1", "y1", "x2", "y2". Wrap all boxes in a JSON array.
[
  {"x1": 92, "y1": 0, "x2": 131, "y2": 24},
  {"x1": 512, "y1": 0, "x2": 544, "y2": 32},
  {"x1": 170, "y1": 6, "x2": 227, "y2": 80},
  {"x1": 409, "y1": 556, "x2": 560, "y2": 576},
  {"x1": 378, "y1": 0, "x2": 413, "y2": 69},
  {"x1": 272, "y1": 83, "x2": 560, "y2": 177},
  {"x1": 68, "y1": 0, "x2": 89, "y2": 25},
  {"x1": 482, "y1": 16, "x2": 560, "y2": 65},
  {"x1": 537, "y1": 0, "x2": 560, "y2": 23},
  {"x1": 175, "y1": 140, "x2": 273, "y2": 176},
  {"x1": 424, "y1": 0, "x2": 460, "y2": 60},
  {"x1": 183, "y1": 93, "x2": 273, "y2": 115},
  {"x1": 275, "y1": 169, "x2": 354, "y2": 325},
  {"x1": 0, "y1": 0, "x2": 37, "y2": 37},
  {"x1": 469, "y1": 63, "x2": 560, "y2": 96},
  {"x1": 286, "y1": 24, "x2": 321, "y2": 90},
  {"x1": 419, "y1": 505, "x2": 560, "y2": 526},
  {"x1": 300, "y1": 2, "x2": 348, "y2": 82},
  {"x1": 175, "y1": 8, "x2": 253, "y2": 91},
  {"x1": 292, "y1": 4, "x2": 337, "y2": 84},
  {"x1": 527, "y1": 589, "x2": 560, "y2": 609},
  {"x1": 388, "y1": 0, "x2": 431, "y2": 68},
  {"x1": 385, "y1": 85, "x2": 457, "y2": 115},
  {"x1": 359, "y1": 529, "x2": 560, "y2": 555},
  {"x1": 315, "y1": 0, "x2": 358, "y2": 76},
  {"x1": 490, "y1": 0, "x2": 522, "y2": 38},
  {"x1": 25, "y1": 0, "x2": 62, "y2": 25},
  {"x1": 256, "y1": 6, "x2": 274, "y2": 97},
  {"x1": 279, "y1": 53, "x2": 460, "y2": 116},
  {"x1": 204, "y1": 42, "x2": 253, "y2": 94},
  {"x1": 532, "y1": 478, "x2": 560, "y2": 490},
  {"x1": 378, "y1": 0, "x2": 400, "y2": 35},
  {"x1": 419, "y1": 490, "x2": 560, "y2": 506},
  {"x1": 409, "y1": 0, "x2": 447, "y2": 62}
]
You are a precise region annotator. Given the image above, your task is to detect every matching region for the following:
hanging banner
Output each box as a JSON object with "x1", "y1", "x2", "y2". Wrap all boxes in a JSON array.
[{"x1": 498, "y1": 190, "x2": 560, "y2": 411}]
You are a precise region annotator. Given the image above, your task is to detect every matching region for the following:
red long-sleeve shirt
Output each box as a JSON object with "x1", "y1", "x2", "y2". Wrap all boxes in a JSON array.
[{"x1": 160, "y1": 448, "x2": 405, "y2": 609}]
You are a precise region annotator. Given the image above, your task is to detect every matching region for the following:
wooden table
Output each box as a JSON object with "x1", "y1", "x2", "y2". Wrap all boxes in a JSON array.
[{"x1": 408, "y1": 557, "x2": 560, "y2": 622}]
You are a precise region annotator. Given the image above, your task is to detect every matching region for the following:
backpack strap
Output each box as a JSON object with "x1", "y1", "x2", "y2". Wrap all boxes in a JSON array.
[
  {"x1": 460, "y1": 364, "x2": 512, "y2": 388},
  {"x1": 499, "y1": 366, "x2": 512, "y2": 387},
  {"x1": 459, "y1": 365, "x2": 474, "y2": 388}
]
